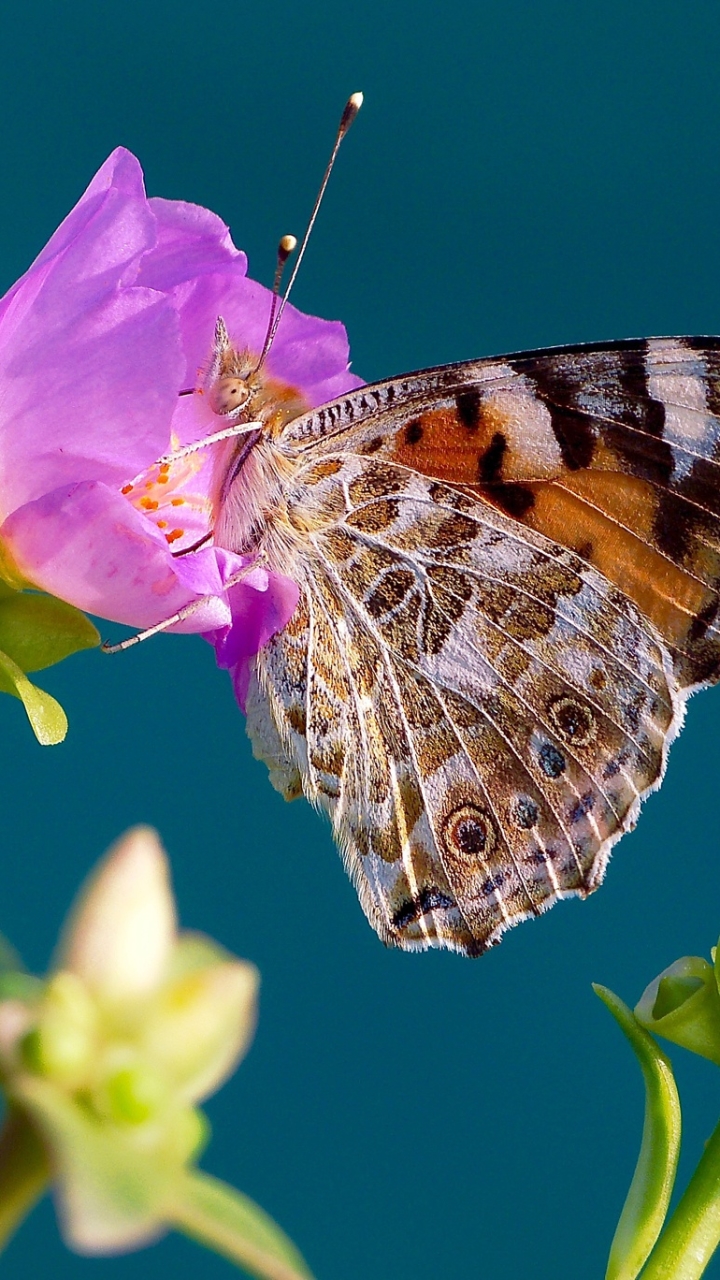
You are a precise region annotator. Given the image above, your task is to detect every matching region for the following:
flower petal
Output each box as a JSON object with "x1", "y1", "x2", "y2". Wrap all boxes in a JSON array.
[
  {"x1": 1, "y1": 481, "x2": 243, "y2": 631},
  {"x1": 0, "y1": 149, "x2": 184, "y2": 515},
  {"x1": 208, "y1": 571, "x2": 300, "y2": 711},
  {"x1": 60, "y1": 828, "x2": 176, "y2": 1003},
  {"x1": 15, "y1": 1075, "x2": 171, "y2": 1254},
  {"x1": 178, "y1": 272, "x2": 363, "y2": 409},
  {"x1": 145, "y1": 958, "x2": 258, "y2": 1103}
]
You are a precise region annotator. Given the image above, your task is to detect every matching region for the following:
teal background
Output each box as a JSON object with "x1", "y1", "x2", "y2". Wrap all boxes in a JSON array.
[{"x1": 2, "y1": 1, "x2": 720, "y2": 1276}]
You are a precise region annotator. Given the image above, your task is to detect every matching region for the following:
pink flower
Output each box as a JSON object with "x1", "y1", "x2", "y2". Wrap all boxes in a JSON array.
[{"x1": 0, "y1": 148, "x2": 362, "y2": 678}]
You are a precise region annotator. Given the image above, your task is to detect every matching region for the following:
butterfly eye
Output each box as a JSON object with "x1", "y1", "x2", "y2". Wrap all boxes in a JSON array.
[{"x1": 208, "y1": 377, "x2": 251, "y2": 417}]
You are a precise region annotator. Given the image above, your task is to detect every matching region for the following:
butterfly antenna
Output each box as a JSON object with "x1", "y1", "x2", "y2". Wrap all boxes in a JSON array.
[
  {"x1": 255, "y1": 91, "x2": 363, "y2": 374},
  {"x1": 254, "y1": 234, "x2": 298, "y2": 372}
]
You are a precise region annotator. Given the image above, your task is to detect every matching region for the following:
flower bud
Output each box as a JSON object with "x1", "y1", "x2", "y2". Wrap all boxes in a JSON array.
[
  {"x1": 61, "y1": 828, "x2": 175, "y2": 1004},
  {"x1": 634, "y1": 955, "x2": 720, "y2": 1065},
  {"x1": 0, "y1": 828, "x2": 261, "y2": 1254}
]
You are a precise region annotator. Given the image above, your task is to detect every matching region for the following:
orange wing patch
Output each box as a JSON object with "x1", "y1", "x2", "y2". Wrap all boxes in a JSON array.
[{"x1": 388, "y1": 381, "x2": 717, "y2": 672}]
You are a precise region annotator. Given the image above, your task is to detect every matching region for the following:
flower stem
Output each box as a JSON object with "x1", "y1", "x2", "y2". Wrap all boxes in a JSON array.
[
  {"x1": 0, "y1": 1108, "x2": 49, "y2": 1252},
  {"x1": 642, "y1": 1116, "x2": 720, "y2": 1279}
]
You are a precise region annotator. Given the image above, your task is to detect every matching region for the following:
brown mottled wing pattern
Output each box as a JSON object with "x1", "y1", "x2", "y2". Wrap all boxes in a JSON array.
[
  {"x1": 283, "y1": 336, "x2": 720, "y2": 692},
  {"x1": 246, "y1": 448, "x2": 684, "y2": 954}
]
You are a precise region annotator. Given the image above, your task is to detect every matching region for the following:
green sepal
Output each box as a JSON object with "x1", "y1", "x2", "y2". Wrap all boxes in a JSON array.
[
  {"x1": 594, "y1": 984, "x2": 681, "y2": 1280},
  {"x1": 0, "y1": 972, "x2": 43, "y2": 1004},
  {"x1": 0, "y1": 592, "x2": 99, "y2": 678},
  {"x1": 169, "y1": 1168, "x2": 314, "y2": 1280},
  {"x1": 13, "y1": 1075, "x2": 185, "y2": 1253},
  {"x1": 0, "y1": 648, "x2": 67, "y2": 744},
  {"x1": 0, "y1": 935, "x2": 24, "y2": 975},
  {"x1": 634, "y1": 957, "x2": 720, "y2": 1066}
]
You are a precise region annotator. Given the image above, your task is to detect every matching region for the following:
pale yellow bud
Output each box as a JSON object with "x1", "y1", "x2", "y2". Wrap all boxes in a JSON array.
[{"x1": 61, "y1": 828, "x2": 176, "y2": 1004}]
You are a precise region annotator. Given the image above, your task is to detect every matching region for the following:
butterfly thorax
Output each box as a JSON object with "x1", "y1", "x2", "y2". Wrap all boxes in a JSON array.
[{"x1": 212, "y1": 430, "x2": 309, "y2": 570}]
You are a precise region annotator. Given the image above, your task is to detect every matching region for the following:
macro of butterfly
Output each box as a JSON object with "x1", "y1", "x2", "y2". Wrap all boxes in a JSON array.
[{"x1": 165, "y1": 98, "x2": 720, "y2": 957}]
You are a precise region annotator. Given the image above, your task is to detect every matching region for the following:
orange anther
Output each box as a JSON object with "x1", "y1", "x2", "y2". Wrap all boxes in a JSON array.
[
  {"x1": 159, "y1": 463, "x2": 170, "y2": 474},
  {"x1": 121, "y1": 484, "x2": 133, "y2": 494},
  {"x1": 157, "y1": 474, "x2": 169, "y2": 483},
  {"x1": 171, "y1": 497, "x2": 185, "y2": 506},
  {"x1": 140, "y1": 498, "x2": 159, "y2": 511},
  {"x1": 157, "y1": 520, "x2": 168, "y2": 529},
  {"x1": 165, "y1": 529, "x2": 184, "y2": 544}
]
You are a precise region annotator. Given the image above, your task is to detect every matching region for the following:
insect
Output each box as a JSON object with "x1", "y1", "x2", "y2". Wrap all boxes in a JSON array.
[{"x1": 121, "y1": 98, "x2": 720, "y2": 956}]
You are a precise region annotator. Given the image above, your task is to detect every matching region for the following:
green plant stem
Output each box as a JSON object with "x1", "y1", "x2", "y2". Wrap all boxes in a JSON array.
[
  {"x1": 0, "y1": 1108, "x2": 49, "y2": 1252},
  {"x1": 593, "y1": 986, "x2": 681, "y2": 1280},
  {"x1": 642, "y1": 1116, "x2": 720, "y2": 1279}
]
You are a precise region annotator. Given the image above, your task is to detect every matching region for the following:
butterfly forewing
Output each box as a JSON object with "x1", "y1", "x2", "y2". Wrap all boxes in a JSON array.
[{"x1": 284, "y1": 336, "x2": 720, "y2": 693}]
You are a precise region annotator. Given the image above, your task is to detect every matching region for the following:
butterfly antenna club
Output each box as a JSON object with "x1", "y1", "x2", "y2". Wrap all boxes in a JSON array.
[
  {"x1": 255, "y1": 234, "x2": 298, "y2": 372},
  {"x1": 258, "y1": 91, "x2": 363, "y2": 368}
]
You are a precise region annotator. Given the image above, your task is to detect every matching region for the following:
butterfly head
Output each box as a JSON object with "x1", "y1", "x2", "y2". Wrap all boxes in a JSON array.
[
  {"x1": 204, "y1": 316, "x2": 258, "y2": 420},
  {"x1": 202, "y1": 315, "x2": 309, "y2": 443}
]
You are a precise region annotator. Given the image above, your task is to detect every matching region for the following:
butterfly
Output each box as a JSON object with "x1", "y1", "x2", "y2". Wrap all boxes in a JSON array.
[{"x1": 203, "y1": 323, "x2": 720, "y2": 956}]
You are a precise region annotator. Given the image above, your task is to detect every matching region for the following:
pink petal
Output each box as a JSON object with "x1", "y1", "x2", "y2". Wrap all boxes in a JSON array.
[
  {"x1": 143, "y1": 197, "x2": 247, "y2": 288},
  {"x1": 208, "y1": 572, "x2": 300, "y2": 711},
  {"x1": 1, "y1": 481, "x2": 249, "y2": 632},
  {"x1": 0, "y1": 152, "x2": 183, "y2": 516}
]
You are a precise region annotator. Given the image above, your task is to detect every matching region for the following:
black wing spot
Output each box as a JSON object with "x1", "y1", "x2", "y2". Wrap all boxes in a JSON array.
[
  {"x1": 511, "y1": 796, "x2": 539, "y2": 829},
  {"x1": 392, "y1": 886, "x2": 456, "y2": 929},
  {"x1": 548, "y1": 695, "x2": 596, "y2": 746},
  {"x1": 538, "y1": 742, "x2": 566, "y2": 778},
  {"x1": 478, "y1": 431, "x2": 507, "y2": 482},
  {"x1": 456, "y1": 389, "x2": 482, "y2": 431},
  {"x1": 404, "y1": 419, "x2": 424, "y2": 445},
  {"x1": 547, "y1": 405, "x2": 596, "y2": 470},
  {"x1": 568, "y1": 792, "x2": 595, "y2": 824},
  {"x1": 486, "y1": 483, "x2": 535, "y2": 517},
  {"x1": 443, "y1": 805, "x2": 497, "y2": 858}
]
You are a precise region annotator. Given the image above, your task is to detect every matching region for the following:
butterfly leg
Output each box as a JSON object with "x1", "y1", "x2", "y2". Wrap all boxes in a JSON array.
[
  {"x1": 155, "y1": 420, "x2": 264, "y2": 468},
  {"x1": 101, "y1": 561, "x2": 264, "y2": 654}
]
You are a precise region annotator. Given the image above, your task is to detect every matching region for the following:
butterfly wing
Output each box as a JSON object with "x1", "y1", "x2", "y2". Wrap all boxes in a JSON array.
[
  {"x1": 246, "y1": 450, "x2": 683, "y2": 954},
  {"x1": 283, "y1": 336, "x2": 720, "y2": 692}
]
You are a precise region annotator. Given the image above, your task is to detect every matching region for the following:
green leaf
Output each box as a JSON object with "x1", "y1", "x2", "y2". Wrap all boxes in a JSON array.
[
  {"x1": 169, "y1": 1169, "x2": 314, "y2": 1280},
  {"x1": 0, "y1": 593, "x2": 99, "y2": 676},
  {"x1": 594, "y1": 984, "x2": 681, "y2": 1280},
  {"x1": 0, "y1": 648, "x2": 67, "y2": 744}
]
